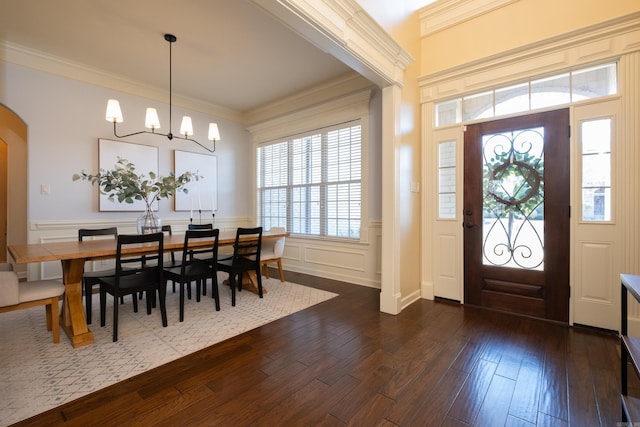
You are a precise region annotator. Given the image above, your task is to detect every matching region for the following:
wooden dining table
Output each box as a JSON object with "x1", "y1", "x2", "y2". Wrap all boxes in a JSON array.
[{"x1": 8, "y1": 229, "x2": 285, "y2": 348}]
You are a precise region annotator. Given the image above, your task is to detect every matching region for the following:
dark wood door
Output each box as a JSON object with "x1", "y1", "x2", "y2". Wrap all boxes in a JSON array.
[{"x1": 463, "y1": 109, "x2": 570, "y2": 322}]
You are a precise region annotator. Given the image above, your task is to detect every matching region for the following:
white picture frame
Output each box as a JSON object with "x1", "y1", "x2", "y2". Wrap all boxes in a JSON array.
[
  {"x1": 98, "y1": 139, "x2": 159, "y2": 212},
  {"x1": 174, "y1": 150, "x2": 217, "y2": 217}
]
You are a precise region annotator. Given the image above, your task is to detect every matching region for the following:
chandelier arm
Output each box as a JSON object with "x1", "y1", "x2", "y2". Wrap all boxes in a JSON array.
[
  {"x1": 106, "y1": 33, "x2": 219, "y2": 152},
  {"x1": 174, "y1": 134, "x2": 216, "y2": 153},
  {"x1": 113, "y1": 122, "x2": 172, "y2": 140}
]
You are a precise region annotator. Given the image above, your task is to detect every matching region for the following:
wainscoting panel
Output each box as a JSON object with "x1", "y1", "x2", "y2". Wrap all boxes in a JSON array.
[
  {"x1": 573, "y1": 238, "x2": 618, "y2": 331},
  {"x1": 434, "y1": 234, "x2": 460, "y2": 301},
  {"x1": 304, "y1": 247, "x2": 365, "y2": 272},
  {"x1": 23, "y1": 219, "x2": 382, "y2": 290},
  {"x1": 577, "y1": 242, "x2": 614, "y2": 303},
  {"x1": 283, "y1": 226, "x2": 381, "y2": 289}
]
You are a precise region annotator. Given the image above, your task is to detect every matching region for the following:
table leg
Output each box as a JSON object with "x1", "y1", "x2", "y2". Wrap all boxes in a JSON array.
[
  {"x1": 243, "y1": 271, "x2": 267, "y2": 295},
  {"x1": 222, "y1": 272, "x2": 268, "y2": 295},
  {"x1": 61, "y1": 258, "x2": 94, "y2": 347}
]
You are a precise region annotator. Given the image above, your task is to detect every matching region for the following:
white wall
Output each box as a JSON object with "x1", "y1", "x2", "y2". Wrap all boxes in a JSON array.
[
  {"x1": 1, "y1": 59, "x2": 383, "y2": 289},
  {"x1": 0, "y1": 61, "x2": 253, "y2": 223}
]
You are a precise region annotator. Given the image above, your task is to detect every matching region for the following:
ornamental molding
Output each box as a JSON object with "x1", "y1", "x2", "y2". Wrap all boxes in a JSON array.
[
  {"x1": 0, "y1": 41, "x2": 243, "y2": 123},
  {"x1": 418, "y1": 0, "x2": 520, "y2": 37},
  {"x1": 247, "y1": 88, "x2": 372, "y2": 143},
  {"x1": 419, "y1": 12, "x2": 640, "y2": 103},
  {"x1": 251, "y1": 0, "x2": 413, "y2": 87}
]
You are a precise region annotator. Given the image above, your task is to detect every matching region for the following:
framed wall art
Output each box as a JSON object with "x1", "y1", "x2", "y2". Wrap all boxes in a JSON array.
[
  {"x1": 174, "y1": 150, "x2": 217, "y2": 216},
  {"x1": 98, "y1": 138, "x2": 159, "y2": 212}
]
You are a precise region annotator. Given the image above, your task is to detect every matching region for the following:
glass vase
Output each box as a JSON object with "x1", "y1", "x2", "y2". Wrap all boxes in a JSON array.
[{"x1": 137, "y1": 207, "x2": 162, "y2": 234}]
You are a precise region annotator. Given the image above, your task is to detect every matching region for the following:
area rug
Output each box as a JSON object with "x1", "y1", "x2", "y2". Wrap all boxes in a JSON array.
[{"x1": 0, "y1": 278, "x2": 337, "y2": 426}]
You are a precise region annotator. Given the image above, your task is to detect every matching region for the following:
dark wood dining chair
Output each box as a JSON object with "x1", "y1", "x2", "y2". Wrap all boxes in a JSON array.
[
  {"x1": 137, "y1": 224, "x2": 181, "y2": 306},
  {"x1": 163, "y1": 224, "x2": 193, "y2": 297},
  {"x1": 164, "y1": 229, "x2": 220, "y2": 322},
  {"x1": 79, "y1": 227, "x2": 121, "y2": 324},
  {"x1": 188, "y1": 223, "x2": 213, "y2": 230},
  {"x1": 217, "y1": 227, "x2": 263, "y2": 306},
  {"x1": 97, "y1": 232, "x2": 167, "y2": 342},
  {"x1": 151, "y1": 225, "x2": 180, "y2": 292},
  {"x1": 161, "y1": 225, "x2": 178, "y2": 267},
  {"x1": 141, "y1": 225, "x2": 175, "y2": 268},
  {"x1": 187, "y1": 223, "x2": 213, "y2": 296}
]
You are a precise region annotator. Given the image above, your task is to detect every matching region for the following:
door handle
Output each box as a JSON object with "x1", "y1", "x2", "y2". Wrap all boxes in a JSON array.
[{"x1": 462, "y1": 221, "x2": 476, "y2": 229}]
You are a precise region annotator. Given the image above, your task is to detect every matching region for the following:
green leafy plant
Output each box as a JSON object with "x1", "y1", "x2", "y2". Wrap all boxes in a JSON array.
[{"x1": 73, "y1": 157, "x2": 200, "y2": 211}]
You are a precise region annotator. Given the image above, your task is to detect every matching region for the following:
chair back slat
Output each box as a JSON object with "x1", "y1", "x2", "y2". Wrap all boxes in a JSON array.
[
  {"x1": 233, "y1": 227, "x2": 262, "y2": 264},
  {"x1": 161, "y1": 225, "x2": 175, "y2": 264},
  {"x1": 79, "y1": 226, "x2": 147, "y2": 265},
  {"x1": 115, "y1": 233, "x2": 164, "y2": 286},
  {"x1": 180, "y1": 229, "x2": 219, "y2": 273},
  {"x1": 140, "y1": 225, "x2": 174, "y2": 266},
  {"x1": 188, "y1": 223, "x2": 213, "y2": 230},
  {"x1": 78, "y1": 227, "x2": 118, "y2": 241}
]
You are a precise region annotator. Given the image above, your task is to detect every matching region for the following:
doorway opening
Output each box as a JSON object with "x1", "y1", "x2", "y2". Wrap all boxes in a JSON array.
[{"x1": 0, "y1": 103, "x2": 28, "y2": 265}]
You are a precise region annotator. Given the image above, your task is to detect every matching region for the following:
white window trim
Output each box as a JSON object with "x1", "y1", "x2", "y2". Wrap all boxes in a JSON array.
[{"x1": 248, "y1": 89, "x2": 372, "y2": 243}]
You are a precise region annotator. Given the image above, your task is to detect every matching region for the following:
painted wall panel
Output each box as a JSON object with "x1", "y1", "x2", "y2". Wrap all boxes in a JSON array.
[{"x1": 578, "y1": 242, "x2": 613, "y2": 302}]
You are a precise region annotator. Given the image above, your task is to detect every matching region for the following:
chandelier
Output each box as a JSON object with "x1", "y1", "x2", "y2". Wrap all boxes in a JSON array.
[{"x1": 105, "y1": 34, "x2": 220, "y2": 152}]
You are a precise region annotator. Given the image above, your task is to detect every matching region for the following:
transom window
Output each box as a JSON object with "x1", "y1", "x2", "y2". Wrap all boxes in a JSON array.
[
  {"x1": 435, "y1": 62, "x2": 617, "y2": 127},
  {"x1": 257, "y1": 121, "x2": 361, "y2": 239}
]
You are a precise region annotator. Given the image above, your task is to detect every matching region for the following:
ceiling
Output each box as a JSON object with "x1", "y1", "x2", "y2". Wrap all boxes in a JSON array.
[{"x1": 0, "y1": 0, "x2": 356, "y2": 114}]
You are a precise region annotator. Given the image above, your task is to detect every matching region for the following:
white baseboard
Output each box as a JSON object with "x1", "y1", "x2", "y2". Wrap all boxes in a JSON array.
[{"x1": 421, "y1": 280, "x2": 434, "y2": 300}]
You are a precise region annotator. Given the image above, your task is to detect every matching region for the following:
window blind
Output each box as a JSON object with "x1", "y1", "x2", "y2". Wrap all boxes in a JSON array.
[{"x1": 257, "y1": 120, "x2": 361, "y2": 239}]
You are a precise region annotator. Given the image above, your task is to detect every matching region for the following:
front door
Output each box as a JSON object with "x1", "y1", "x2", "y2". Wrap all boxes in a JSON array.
[{"x1": 463, "y1": 109, "x2": 570, "y2": 322}]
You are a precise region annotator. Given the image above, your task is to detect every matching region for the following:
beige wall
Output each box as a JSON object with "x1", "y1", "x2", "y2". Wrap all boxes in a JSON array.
[
  {"x1": 417, "y1": 1, "x2": 640, "y2": 330},
  {"x1": 392, "y1": 14, "x2": 424, "y2": 298},
  {"x1": 421, "y1": 0, "x2": 640, "y2": 75},
  {"x1": 359, "y1": 1, "x2": 426, "y2": 297}
]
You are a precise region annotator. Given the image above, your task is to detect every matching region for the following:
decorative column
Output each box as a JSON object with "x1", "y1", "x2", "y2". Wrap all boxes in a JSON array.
[{"x1": 380, "y1": 84, "x2": 403, "y2": 314}]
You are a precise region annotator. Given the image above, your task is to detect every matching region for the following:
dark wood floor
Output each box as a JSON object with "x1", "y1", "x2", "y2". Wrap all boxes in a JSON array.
[{"x1": 14, "y1": 271, "x2": 622, "y2": 426}]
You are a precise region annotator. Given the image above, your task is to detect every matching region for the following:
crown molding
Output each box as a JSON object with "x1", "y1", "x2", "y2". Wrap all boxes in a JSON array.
[
  {"x1": 244, "y1": 71, "x2": 373, "y2": 126},
  {"x1": 418, "y1": 0, "x2": 520, "y2": 37},
  {"x1": 0, "y1": 41, "x2": 244, "y2": 123},
  {"x1": 418, "y1": 11, "x2": 640, "y2": 103},
  {"x1": 251, "y1": 0, "x2": 413, "y2": 88},
  {"x1": 247, "y1": 88, "x2": 372, "y2": 143}
]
